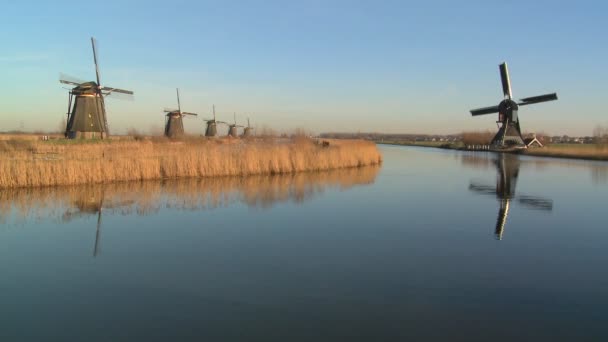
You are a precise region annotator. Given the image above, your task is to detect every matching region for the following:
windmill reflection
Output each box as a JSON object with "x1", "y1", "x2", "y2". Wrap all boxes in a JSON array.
[
  {"x1": 0, "y1": 166, "x2": 380, "y2": 256},
  {"x1": 62, "y1": 189, "x2": 135, "y2": 257},
  {"x1": 469, "y1": 153, "x2": 553, "y2": 240}
]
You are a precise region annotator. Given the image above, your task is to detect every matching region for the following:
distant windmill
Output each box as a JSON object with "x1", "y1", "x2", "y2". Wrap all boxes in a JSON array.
[
  {"x1": 163, "y1": 88, "x2": 198, "y2": 138},
  {"x1": 227, "y1": 113, "x2": 244, "y2": 138},
  {"x1": 470, "y1": 62, "x2": 557, "y2": 148},
  {"x1": 469, "y1": 153, "x2": 553, "y2": 240},
  {"x1": 242, "y1": 117, "x2": 254, "y2": 137},
  {"x1": 203, "y1": 105, "x2": 227, "y2": 137},
  {"x1": 60, "y1": 37, "x2": 134, "y2": 139}
]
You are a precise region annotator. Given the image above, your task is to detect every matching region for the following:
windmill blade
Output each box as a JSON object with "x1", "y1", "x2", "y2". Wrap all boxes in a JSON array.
[
  {"x1": 499, "y1": 62, "x2": 512, "y2": 99},
  {"x1": 101, "y1": 86, "x2": 134, "y2": 95},
  {"x1": 60, "y1": 73, "x2": 88, "y2": 86},
  {"x1": 98, "y1": 89, "x2": 109, "y2": 135},
  {"x1": 181, "y1": 112, "x2": 198, "y2": 116},
  {"x1": 93, "y1": 207, "x2": 102, "y2": 257},
  {"x1": 518, "y1": 93, "x2": 558, "y2": 106},
  {"x1": 103, "y1": 91, "x2": 134, "y2": 101},
  {"x1": 469, "y1": 183, "x2": 496, "y2": 195},
  {"x1": 91, "y1": 37, "x2": 102, "y2": 86},
  {"x1": 517, "y1": 195, "x2": 553, "y2": 211},
  {"x1": 470, "y1": 105, "x2": 500, "y2": 116}
]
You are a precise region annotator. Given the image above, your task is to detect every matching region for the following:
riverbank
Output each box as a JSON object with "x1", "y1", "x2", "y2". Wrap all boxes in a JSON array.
[
  {"x1": 375, "y1": 140, "x2": 608, "y2": 161},
  {"x1": 0, "y1": 137, "x2": 382, "y2": 188}
]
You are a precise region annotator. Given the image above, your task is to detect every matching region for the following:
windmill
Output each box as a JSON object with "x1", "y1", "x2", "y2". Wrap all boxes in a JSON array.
[
  {"x1": 227, "y1": 113, "x2": 244, "y2": 138},
  {"x1": 163, "y1": 88, "x2": 198, "y2": 138},
  {"x1": 60, "y1": 37, "x2": 134, "y2": 139},
  {"x1": 470, "y1": 62, "x2": 558, "y2": 148},
  {"x1": 469, "y1": 153, "x2": 553, "y2": 240},
  {"x1": 242, "y1": 117, "x2": 254, "y2": 137},
  {"x1": 203, "y1": 105, "x2": 227, "y2": 137}
]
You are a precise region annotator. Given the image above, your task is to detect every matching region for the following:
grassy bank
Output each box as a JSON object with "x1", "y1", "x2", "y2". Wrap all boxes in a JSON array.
[
  {"x1": 376, "y1": 140, "x2": 608, "y2": 161},
  {"x1": 522, "y1": 144, "x2": 608, "y2": 161},
  {"x1": 375, "y1": 140, "x2": 455, "y2": 148},
  {"x1": 0, "y1": 137, "x2": 382, "y2": 188}
]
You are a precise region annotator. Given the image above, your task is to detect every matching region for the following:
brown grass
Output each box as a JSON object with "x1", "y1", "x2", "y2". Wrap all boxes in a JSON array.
[
  {"x1": 524, "y1": 144, "x2": 608, "y2": 160},
  {"x1": 0, "y1": 137, "x2": 382, "y2": 188}
]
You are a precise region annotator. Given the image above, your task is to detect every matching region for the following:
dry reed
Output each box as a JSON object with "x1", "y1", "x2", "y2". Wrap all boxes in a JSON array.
[{"x1": 0, "y1": 138, "x2": 382, "y2": 188}]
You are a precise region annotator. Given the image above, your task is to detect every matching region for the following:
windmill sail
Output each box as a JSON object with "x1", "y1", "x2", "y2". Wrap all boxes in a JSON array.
[
  {"x1": 519, "y1": 93, "x2": 558, "y2": 105},
  {"x1": 499, "y1": 62, "x2": 512, "y2": 99}
]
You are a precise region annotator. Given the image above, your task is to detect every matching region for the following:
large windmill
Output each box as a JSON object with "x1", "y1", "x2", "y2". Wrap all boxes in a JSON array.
[
  {"x1": 227, "y1": 113, "x2": 244, "y2": 138},
  {"x1": 60, "y1": 37, "x2": 134, "y2": 139},
  {"x1": 469, "y1": 153, "x2": 553, "y2": 240},
  {"x1": 163, "y1": 88, "x2": 198, "y2": 138},
  {"x1": 470, "y1": 62, "x2": 557, "y2": 148},
  {"x1": 242, "y1": 117, "x2": 254, "y2": 137},
  {"x1": 203, "y1": 105, "x2": 226, "y2": 137}
]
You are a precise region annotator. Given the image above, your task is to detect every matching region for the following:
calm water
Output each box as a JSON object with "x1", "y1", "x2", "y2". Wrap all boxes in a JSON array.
[{"x1": 1, "y1": 145, "x2": 607, "y2": 341}]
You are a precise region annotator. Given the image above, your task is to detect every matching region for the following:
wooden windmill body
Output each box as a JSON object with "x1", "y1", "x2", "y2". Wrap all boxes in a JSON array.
[
  {"x1": 164, "y1": 89, "x2": 197, "y2": 138},
  {"x1": 204, "y1": 105, "x2": 224, "y2": 137},
  {"x1": 60, "y1": 38, "x2": 133, "y2": 139},
  {"x1": 242, "y1": 118, "x2": 254, "y2": 137},
  {"x1": 227, "y1": 113, "x2": 243, "y2": 138}
]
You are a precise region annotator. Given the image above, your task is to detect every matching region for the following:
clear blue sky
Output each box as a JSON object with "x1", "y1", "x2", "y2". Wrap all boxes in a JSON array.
[{"x1": 1, "y1": 0, "x2": 606, "y2": 135}]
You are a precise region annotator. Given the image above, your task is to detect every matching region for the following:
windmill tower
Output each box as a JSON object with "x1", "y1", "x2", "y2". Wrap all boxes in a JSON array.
[
  {"x1": 60, "y1": 37, "x2": 134, "y2": 139},
  {"x1": 163, "y1": 88, "x2": 198, "y2": 138},
  {"x1": 242, "y1": 117, "x2": 254, "y2": 137},
  {"x1": 204, "y1": 105, "x2": 226, "y2": 137},
  {"x1": 227, "y1": 113, "x2": 244, "y2": 138},
  {"x1": 470, "y1": 62, "x2": 558, "y2": 148}
]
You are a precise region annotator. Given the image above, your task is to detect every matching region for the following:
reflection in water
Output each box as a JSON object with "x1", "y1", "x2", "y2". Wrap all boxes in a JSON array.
[
  {"x1": 592, "y1": 166, "x2": 608, "y2": 184},
  {"x1": 462, "y1": 152, "x2": 608, "y2": 185},
  {"x1": 468, "y1": 153, "x2": 553, "y2": 240},
  {"x1": 0, "y1": 166, "x2": 379, "y2": 255}
]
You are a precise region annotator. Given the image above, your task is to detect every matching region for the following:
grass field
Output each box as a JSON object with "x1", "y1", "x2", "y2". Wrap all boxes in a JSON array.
[
  {"x1": 523, "y1": 144, "x2": 608, "y2": 160},
  {"x1": 0, "y1": 136, "x2": 382, "y2": 189},
  {"x1": 375, "y1": 140, "x2": 456, "y2": 148},
  {"x1": 376, "y1": 138, "x2": 608, "y2": 161}
]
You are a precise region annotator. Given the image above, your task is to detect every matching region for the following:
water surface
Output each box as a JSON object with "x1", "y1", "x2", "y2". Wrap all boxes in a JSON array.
[{"x1": 1, "y1": 146, "x2": 607, "y2": 341}]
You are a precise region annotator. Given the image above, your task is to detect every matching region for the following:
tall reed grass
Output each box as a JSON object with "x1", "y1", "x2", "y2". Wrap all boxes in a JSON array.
[{"x1": 0, "y1": 138, "x2": 382, "y2": 188}]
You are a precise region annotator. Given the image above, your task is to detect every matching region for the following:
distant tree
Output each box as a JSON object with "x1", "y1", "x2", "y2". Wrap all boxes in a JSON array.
[
  {"x1": 461, "y1": 130, "x2": 494, "y2": 145},
  {"x1": 593, "y1": 125, "x2": 608, "y2": 145}
]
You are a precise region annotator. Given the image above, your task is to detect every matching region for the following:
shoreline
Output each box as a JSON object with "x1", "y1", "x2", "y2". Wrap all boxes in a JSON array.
[
  {"x1": 0, "y1": 138, "x2": 382, "y2": 189},
  {"x1": 376, "y1": 141, "x2": 608, "y2": 162}
]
